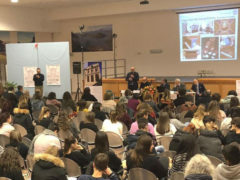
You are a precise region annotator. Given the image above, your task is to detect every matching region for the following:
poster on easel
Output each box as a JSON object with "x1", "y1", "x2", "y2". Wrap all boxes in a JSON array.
[
  {"x1": 23, "y1": 67, "x2": 37, "y2": 87},
  {"x1": 46, "y1": 65, "x2": 61, "y2": 85}
]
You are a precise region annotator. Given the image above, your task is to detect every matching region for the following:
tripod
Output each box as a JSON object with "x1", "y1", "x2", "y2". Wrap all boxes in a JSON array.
[{"x1": 75, "y1": 72, "x2": 81, "y2": 102}]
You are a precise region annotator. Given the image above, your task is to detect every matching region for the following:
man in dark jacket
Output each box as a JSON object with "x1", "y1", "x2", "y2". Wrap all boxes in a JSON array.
[
  {"x1": 191, "y1": 79, "x2": 206, "y2": 96},
  {"x1": 125, "y1": 67, "x2": 139, "y2": 91},
  {"x1": 33, "y1": 68, "x2": 44, "y2": 97},
  {"x1": 225, "y1": 117, "x2": 240, "y2": 145}
]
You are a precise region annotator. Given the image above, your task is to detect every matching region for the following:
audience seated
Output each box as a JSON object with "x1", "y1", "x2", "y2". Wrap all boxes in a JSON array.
[
  {"x1": 226, "y1": 96, "x2": 239, "y2": 117},
  {"x1": 80, "y1": 111, "x2": 98, "y2": 133},
  {"x1": 143, "y1": 93, "x2": 160, "y2": 114},
  {"x1": 198, "y1": 115, "x2": 225, "y2": 161},
  {"x1": 15, "y1": 85, "x2": 23, "y2": 100},
  {"x1": 172, "y1": 78, "x2": 186, "y2": 92},
  {"x1": 102, "y1": 111, "x2": 123, "y2": 137},
  {"x1": 196, "y1": 90, "x2": 212, "y2": 107},
  {"x1": 64, "y1": 136, "x2": 91, "y2": 173},
  {"x1": 102, "y1": 91, "x2": 116, "y2": 111},
  {"x1": 4, "y1": 86, "x2": 18, "y2": 111},
  {"x1": 184, "y1": 154, "x2": 215, "y2": 180},
  {"x1": 81, "y1": 87, "x2": 98, "y2": 102},
  {"x1": 127, "y1": 134, "x2": 167, "y2": 179},
  {"x1": 130, "y1": 109, "x2": 155, "y2": 136},
  {"x1": 91, "y1": 131, "x2": 122, "y2": 173},
  {"x1": 36, "y1": 106, "x2": 52, "y2": 129},
  {"x1": 127, "y1": 92, "x2": 140, "y2": 113},
  {"x1": 224, "y1": 117, "x2": 240, "y2": 144},
  {"x1": 13, "y1": 101, "x2": 35, "y2": 139},
  {"x1": 62, "y1": 91, "x2": 77, "y2": 111},
  {"x1": 221, "y1": 106, "x2": 240, "y2": 132},
  {"x1": 119, "y1": 89, "x2": 132, "y2": 104},
  {"x1": 92, "y1": 102, "x2": 107, "y2": 121},
  {"x1": 31, "y1": 90, "x2": 44, "y2": 112},
  {"x1": 23, "y1": 90, "x2": 33, "y2": 115},
  {"x1": 212, "y1": 93, "x2": 225, "y2": 111},
  {"x1": 0, "y1": 147, "x2": 24, "y2": 180},
  {"x1": 221, "y1": 90, "x2": 238, "y2": 104},
  {"x1": 174, "y1": 88, "x2": 187, "y2": 107},
  {"x1": 154, "y1": 111, "x2": 177, "y2": 137},
  {"x1": 207, "y1": 100, "x2": 226, "y2": 127},
  {"x1": 191, "y1": 104, "x2": 206, "y2": 129},
  {"x1": 32, "y1": 145, "x2": 67, "y2": 180},
  {"x1": 78, "y1": 153, "x2": 119, "y2": 180},
  {"x1": 137, "y1": 102, "x2": 157, "y2": 125},
  {"x1": 0, "y1": 112, "x2": 15, "y2": 137},
  {"x1": 115, "y1": 102, "x2": 132, "y2": 129},
  {"x1": 215, "y1": 143, "x2": 240, "y2": 180},
  {"x1": 46, "y1": 92, "x2": 61, "y2": 108},
  {"x1": 6, "y1": 130, "x2": 28, "y2": 159}
]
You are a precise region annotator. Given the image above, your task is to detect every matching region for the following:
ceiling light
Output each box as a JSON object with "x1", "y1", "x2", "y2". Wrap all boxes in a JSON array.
[{"x1": 11, "y1": 0, "x2": 19, "y2": 3}]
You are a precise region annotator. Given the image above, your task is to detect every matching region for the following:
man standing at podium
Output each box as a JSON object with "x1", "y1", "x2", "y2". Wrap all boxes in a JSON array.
[
  {"x1": 126, "y1": 67, "x2": 139, "y2": 91},
  {"x1": 33, "y1": 68, "x2": 44, "y2": 97}
]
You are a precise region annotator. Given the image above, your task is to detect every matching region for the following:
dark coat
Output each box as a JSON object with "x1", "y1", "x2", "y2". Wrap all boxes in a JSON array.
[
  {"x1": 81, "y1": 94, "x2": 97, "y2": 102},
  {"x1": 6, "y1": 142, "x2": 29, "y2": 159},
  {"x1": 80, "y1": 122, "x2": 98, "y2": 133},
  {"x1": 0, "y1": 168, "x2": 24, "y2": 180},
  {"x1": 191, "y1": 83, "x2": 206, "y2": 95},
  {"x1": 33, "y1": 73, "x2": 44, "y2": 86},
  {"x1": 36, "y1": 117, "x2": 52, "y2": 129},
  {"x1": 32, "y1": 153, "x2": 67, "y2": 180},
  {"x1": 140, "y1": 81, "x2": 151, "y2": 89},
  {"x1": 185, "y1": 174, "x2": 212, "y2": 180},
  {"x1": 126, "y1": 72, "x2": 139, "y2": 91},
  {"x1": 198, "y1": 129, "x2": 224, "y2": 161},
  {"x1": 225, "y1": 131, "x2": 240, "y2": 145}
]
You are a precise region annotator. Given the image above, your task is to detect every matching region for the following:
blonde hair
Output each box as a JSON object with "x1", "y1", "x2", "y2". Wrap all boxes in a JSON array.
[
  {"x1": 45, "y1": 145, "x2": 59, "y2": 157},
  {"x1": 194, "y1": 104, "x2": 206, "y2": 120},
  {"x1": 39, "y1": 106, "x2": 50, "y2": 121},
  {"x1": 184, "y1": 154, "x2": 215, "y2": 178}
]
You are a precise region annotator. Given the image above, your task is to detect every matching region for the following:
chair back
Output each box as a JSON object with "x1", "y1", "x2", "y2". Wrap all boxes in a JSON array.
[
  {"x1": 170, "y1": 171, "x2": 184, "y2": 180},
  {"x1": 94, "y1": 119, "x2": 103, "y2": 130},
  {"x1": 158, "y1": 150, "x2": 176, "y2": 159},
  {"x1": 207, "y1": 155, "x2": 223, "y2": 167},
  {"x1": 0, "y1": 135, "x2": 10, "y2": 148},
  {"x1": 26, "y1": 154, "x2": 35, "y2": 172},
  {"x1": 58, "y1": 129, "x2": 73, "y2": 141},
  {"x1": 13, "y1": 124, "x2": 27, "y2": 137},
  {"x1": 22, "y1": 137, "x2": 32, "y2": 148},
  {"x1": 80, "y1": 129, "x2": 96, "y2": 145},
  {"x1": 34, "y1": 125, "x2": 45, "y2": 135},
  {"x1": 106, "y1": 131, "x2": 123, "y2": 148},
  {"x1": 156, "y1": 136, "x2": 173, "y2": 151},
  {"x1": 0, "y1": 177, "x2": 12, "y2": 180},
  {"x1": 46, "y1": 104, "x2": 59, "y2": 115},
  {"x1": 128, "y1": 168, "x2": 157, "y2": 180},
  {"x1": 61, "y1": 157, "x2": 81, "y2": 177},
  {"x1": 77, "y1": 111, "x2": 86, "y2": 122}
]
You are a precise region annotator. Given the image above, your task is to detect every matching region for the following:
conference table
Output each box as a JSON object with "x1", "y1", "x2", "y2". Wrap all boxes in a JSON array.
[{"x1": 102, "y1": 78, "x2": 239, "y2": 99}]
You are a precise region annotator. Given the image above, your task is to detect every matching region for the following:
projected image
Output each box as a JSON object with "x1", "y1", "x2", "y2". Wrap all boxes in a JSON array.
[
  {"x1": 220, "y1": 36, "x2": 235, "y2": 59},
  {"x1": 202, "y1": 37, "x2": 219, "y2": 59},
  {"x1": 215, "y1": 19, "x2": 235, "y2": 35},
  {"x1": 179, "y1": 9, "x2": 238, "y2": 61}
]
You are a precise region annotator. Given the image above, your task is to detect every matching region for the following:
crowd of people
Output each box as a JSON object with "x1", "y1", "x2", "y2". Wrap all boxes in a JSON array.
[{"x1": 0, "y1": 79, "x2": 240, "y2": 180}]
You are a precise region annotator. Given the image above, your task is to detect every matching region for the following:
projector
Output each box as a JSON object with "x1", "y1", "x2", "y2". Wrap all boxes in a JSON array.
[{"x1": 140, "y1": 0, "x2": 149, "y2": 5}]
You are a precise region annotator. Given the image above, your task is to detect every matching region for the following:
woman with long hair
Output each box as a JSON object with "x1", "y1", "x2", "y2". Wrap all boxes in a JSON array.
[
  {"x1": 80, "y1": 111, "x2": 98, "y2": 132},
  {"x1": 191, "y1": 104, "x2": 206, "y2": 129},
  {"x1": 0, "y1": 112, "x2": 14, "y2": 137},
  {"x1": 102, "y1": 110, "x2": 123, "y2": 137},
  {"x1": 46, "y1": 92, "x2": 61, "y2": 108},
  {"x1": 31, "y1": 90, "x2": 44, "y2": 112},
  {"x1": 207, "y1": 100, "x2": 226, "y2": 127},
  {"x1": 154, "y1": 111, "x2": 176, "y2": 137},
  {"x1": 227, "y1": 96, "x2": 240, "y2": 117},
  {"x1": 81, "y1": 87, "x2": 97, "y2": 102},
  {"x1": 36, "y1": 106, "x2": 51, "y2": 129},
  {"x1": 91, "y1": 131, "x2": 122, "y2": 173},
  {"x1": 0, "y1": 147, "x2": 24, "y2": 180},
  {"x1": 127, "y1": 134, "x2": 167, "y2": 179},
  {"x1": 64, "y1": 136, "x2": 90, "y2": 173},
  {"x1": 62, "y1": 91, "x2": 76, "y2": 111},
  {"x1": 116, "y1": 102, "x2": 132, "y2": 129},
  {"x1": 91, "y1": 102, "x2": 107, "y2": 121}
]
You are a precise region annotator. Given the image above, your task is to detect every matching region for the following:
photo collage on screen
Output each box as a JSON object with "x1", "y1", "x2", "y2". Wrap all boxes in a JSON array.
[{"x1": 180, "y1": 9, "x2": 238, "y2": 61}]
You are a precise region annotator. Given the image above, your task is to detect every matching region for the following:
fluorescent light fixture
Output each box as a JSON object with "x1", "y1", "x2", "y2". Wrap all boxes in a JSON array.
[{"x1": 11, "y1": 0, "x2": 19, "y2": 3}]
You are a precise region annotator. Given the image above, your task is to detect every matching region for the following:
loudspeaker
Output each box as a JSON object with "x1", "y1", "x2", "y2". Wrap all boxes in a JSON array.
[{"x1": 73, "y1": 62, "x2": 81, "y2": 74}]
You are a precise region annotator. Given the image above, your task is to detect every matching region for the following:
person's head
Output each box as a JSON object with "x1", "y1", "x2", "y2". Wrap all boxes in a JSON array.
[
  {"x1": 17, "y1": 85, "x2": 23, "y2": 92},
  {"x1": 130, "y1": 67, "x2": 135, "y2": 72},
  {"x1": 83, "y1": 87, "x2": 91, "y2": 96},
  {"x1": 230, "y1": 107, "x2": 240, "y2": 118},
  {"x1": 39, "y1": 106, "x2": 50, "y2": 121},
  {"x1": 63, "y1": 91, "x2": 72, "y2": 101},
  {"x1": 179, "y1": 88, "x2": 186, "y2": 97},
  {"x1": 104, "y1": 91, "x2": 113, "y2": 101},
  {"x1": 95, "y1": 131, "x2": 109, "y2": 153},
  {"x1": 0, "y1": 112, "x2": 11, "y2": 127},
  {"x1": 116, "y1": 102, "x2": 127, "y2": 115},
  {"x1": 183, "y1": 123, "x2": 196, "y2": 134},
  {"x1": 143, "y1": 94, "x2": 152, "y2": 102},
  {"x1": 184, "y1": 154, "x2": 215, "y2": 178},
  {"x1": 0, "y1": 147, "x2": 22, "y2": 172},
  {"x1": 175, "y1": 78, "x2": 181, "y2": 86},
  {"x1": 176, "y1": 134, "x2": 196, "y2": 160},
  {"x1": 33, "y1": 90, "x2": 42, "y2": 100},
  {"x1": 78, "y1": 100, "x2": 87, "y2": 111},
  {"x1": 8, "y1": 86, "x2": 14, "y2": 92},
  {"x1": 1, "y1": 101, "x2": 12, "y2": 113},
  {"x1": 85, "y1": 111, "x2": 95, "y2": 123},
  {"x1": 37, "y1": 68, "x2": 41, "y2": 74},
  {"x1": 137, "y1": 102, "x2": 152, "y2": 113},
  {"x1": 93, "y1": 153, "x2": 109, "y2": 172},
  {"x1": 193, "y1": 79, "x2": 198, "y2": 85},
  {"x1": 23, "y1": 90, "x2": 30, "y2": 99},
  {"x1": 231, "y1": 117, "x2": 240, "y2": 131},
  {"x1": 161, "y1": 78, "x2": 167, "y2": 85},
  {"x1": 132, "y1": 92, "x2": 139, "y2": 100},
  {"x1": 92, "y1": 102, "x2": 102, "y2": 112},
  {"x1": 211, "y1": 93, "x2": 221, "y2": 102},
  {"x1": 230, "y1": 96, "x2": 239, "y2": 108},
  {"x1": 48, "y1": 123, "x2": 59, "y2": 134},
  {"x1": 207, "y1": 100, "x2": 220, "y2": 117},
  {"x1": 222, "y1": 144, "x2": 240, "y2": 166},
  {"x1": 124, "y1": 89, "x2": 132, "y2": 97},
  {"x1": 142, "y1": 76, "x2": 147, "y2": 82},
  {"x1": 194, "y1": 104, "x2": 206, "y2": 120},
  {"x1": 156, "y1": 112, "x2": 170, "y2": 135},
  {"x1": 228, "y1": 90, "x2": 238, "y2": 96},
  {"x1": 130, "y1": 134, "x2": 153, "y2": 166},
  {"x1": 64, "y1": 136, "x2": 78, "y2": 155},
  {"x1": 109, "y1": 110, "x2": 118, "y2": 123},
  {"x1": 18, "y1": 101, "x2": 28, "y2": 110},
  {"x1": 136, "y1": 109, "x2": 149, "y2": 120},
  {"x1": 203, "y1": 115, "x2": 216, "y2": 130},
  {"x1": 48, "y1": 92, "x2": 56, "y2": 100},
  {"x1": 137, "y1": 118, "x2": 148, "y2": 132},
  {"x1": 10, "y1": 130, "x2": 22, "y2": 146}
]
